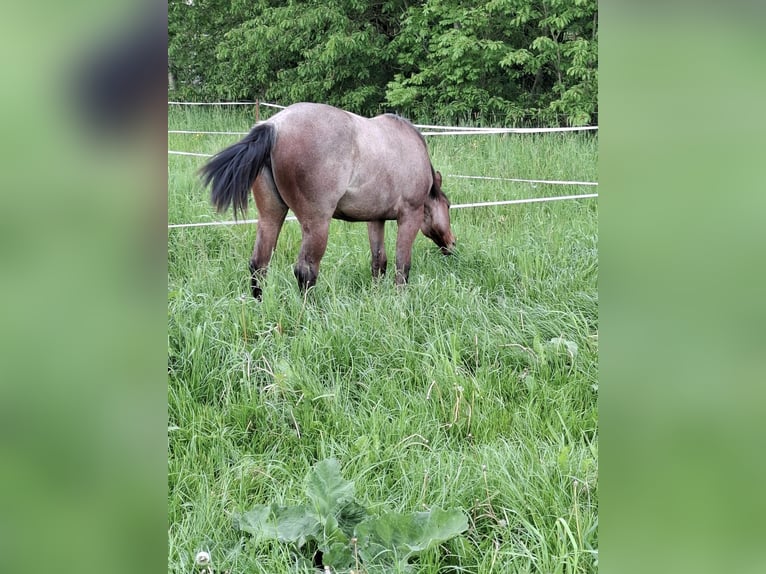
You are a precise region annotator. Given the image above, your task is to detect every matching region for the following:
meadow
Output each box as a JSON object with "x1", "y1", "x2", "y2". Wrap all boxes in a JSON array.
[{"x1": 168, "y1": 105, "x2": 598, "y2": 573}]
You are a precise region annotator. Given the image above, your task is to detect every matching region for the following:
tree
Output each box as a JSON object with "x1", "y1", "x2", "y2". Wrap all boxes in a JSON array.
[
  {"x1": 168, "y1": 0, "x2": 598, "y2": 125},
  {"x1": 213, "y1": 0, "x2": 393, "y2": 114},
  {"x1": 386, "y1": 0, "x2": 597, "y2": 124}
]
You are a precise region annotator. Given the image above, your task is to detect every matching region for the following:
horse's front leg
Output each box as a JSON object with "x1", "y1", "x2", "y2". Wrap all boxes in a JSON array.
[
  {"x1": 249, "y1": 175, "x2": 288, "y2": 299},
  {"x1": 394, "y1": 208, "x2": 423, "y2": 285},
  {"x1": 367, "y1": 220, "x2": 387, "y2": 279},
  {"x1": 294, "y1": 219, "x2": 330, "y2": 293}
]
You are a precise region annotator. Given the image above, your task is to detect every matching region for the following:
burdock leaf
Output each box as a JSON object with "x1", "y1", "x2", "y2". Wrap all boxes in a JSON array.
[
  {"x1": 321, "y1": 541, "x2": 355, "y2": 570},
  {"x1": 355, "y1": 507, "x2": 468, "y2": 568},
  {"x1": 235, "y1": 504, "x2": 321, "y2": 548},
  {"x1": 304, "y1": 458, "x2": 355, "y2": 518},
  {"x1": 336, "y1": 500, "x2": 370, "y2": 538},
  {"x1": 272, "y1": 505, "x2": 322, "y2": 547},
  {"x1": 235, "y1": 504, "x2": 278, "y2": 539}
]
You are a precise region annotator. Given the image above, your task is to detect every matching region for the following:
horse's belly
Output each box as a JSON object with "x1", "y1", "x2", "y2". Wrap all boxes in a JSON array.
[{"x1": 333, "y1": 188, "x2": 397, "y2": 221}]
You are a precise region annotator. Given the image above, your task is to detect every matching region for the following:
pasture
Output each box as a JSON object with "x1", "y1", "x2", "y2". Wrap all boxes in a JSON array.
[{"x1": 168, "y1": 105, "x2": 598, "y2": 573}]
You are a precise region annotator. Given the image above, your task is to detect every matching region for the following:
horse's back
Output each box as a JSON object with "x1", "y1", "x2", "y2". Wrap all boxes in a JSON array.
[
  {"x1": 362, "y1": 113, "x2": 432, "y2": 175},
  {"x1": 269, "y1": 103, "x2": 427, "y2": 169}
]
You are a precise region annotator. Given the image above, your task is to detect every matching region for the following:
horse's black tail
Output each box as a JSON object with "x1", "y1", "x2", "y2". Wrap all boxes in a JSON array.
[{"x1": 199, "y1": 123, "x2": 276, "y2": 218}]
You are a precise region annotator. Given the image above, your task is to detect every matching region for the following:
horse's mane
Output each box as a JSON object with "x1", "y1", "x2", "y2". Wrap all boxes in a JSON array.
[{"x1": 382, "y1": 113, "x2": 442, "y2": 199}]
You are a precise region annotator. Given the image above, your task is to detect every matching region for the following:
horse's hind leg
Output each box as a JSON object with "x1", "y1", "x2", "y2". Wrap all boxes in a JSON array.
[
  {"x1": 250, "y1": 215, "x2": 286, "y2": 300},
  {"x1": 249, "y1": 171, "x2": 288, "y2": 300},
  {"x1": 367, "y1": 220, "x2": 387, "y2": 279},
  {"x1": 394, "y1": 208, "x2": 424, "y2": 285},
  {"x1": 294, "y1": 219, "x2": 330, "y2": 293}
]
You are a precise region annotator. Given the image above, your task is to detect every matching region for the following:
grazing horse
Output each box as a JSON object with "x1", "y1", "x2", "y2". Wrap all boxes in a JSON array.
[{"x1": 200, "y1": 102, "x2": 456, "y2": 299}]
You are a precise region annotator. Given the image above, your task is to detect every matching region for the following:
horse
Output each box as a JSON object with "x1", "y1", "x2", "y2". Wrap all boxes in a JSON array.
[{"x1": 199, "y1": 102, "x2": 456, "y2": 299}]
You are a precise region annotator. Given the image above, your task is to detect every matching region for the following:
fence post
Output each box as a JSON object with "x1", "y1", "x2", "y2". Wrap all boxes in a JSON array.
[{"x1": 255, "y1": 99, "x2": 260, "y2": 123}]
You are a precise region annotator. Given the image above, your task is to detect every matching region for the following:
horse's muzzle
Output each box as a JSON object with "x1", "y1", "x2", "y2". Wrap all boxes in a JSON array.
[{"x1": 440, "y1": 237, "x2": 456, "y2": 255}]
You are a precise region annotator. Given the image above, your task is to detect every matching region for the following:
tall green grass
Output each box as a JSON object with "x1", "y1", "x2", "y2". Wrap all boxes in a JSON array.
[{"x1": 168, "y1": 105, "x2": 598, "y2": 573}]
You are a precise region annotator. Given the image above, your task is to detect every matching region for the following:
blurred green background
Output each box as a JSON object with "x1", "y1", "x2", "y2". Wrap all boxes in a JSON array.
[
  {"x1": 0, "y1": 2, "x2": 166, "y2": 574},
  {"x1": 601, "y1": 2, "x2": 766, "y2": 573}
]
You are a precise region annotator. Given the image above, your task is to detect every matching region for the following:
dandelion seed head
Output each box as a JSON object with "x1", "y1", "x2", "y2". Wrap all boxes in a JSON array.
[{"x1": 195, "y1": 550, "x2": 211, "y2": 565}]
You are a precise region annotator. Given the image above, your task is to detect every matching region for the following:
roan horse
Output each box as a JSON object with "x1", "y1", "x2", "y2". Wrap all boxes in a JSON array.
[{"x1": 200, "y1": 102, "x2": 456, "y2": 299}]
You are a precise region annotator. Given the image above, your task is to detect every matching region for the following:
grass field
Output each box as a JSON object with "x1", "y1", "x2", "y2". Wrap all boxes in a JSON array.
[{"x1": 168, "y1": 105, "x2": 598, "y2": 573}]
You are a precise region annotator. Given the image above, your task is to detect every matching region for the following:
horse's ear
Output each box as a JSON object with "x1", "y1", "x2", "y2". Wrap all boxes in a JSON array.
[{"x1": 434, "y1": 170, "x2": 442, "y2": 189}]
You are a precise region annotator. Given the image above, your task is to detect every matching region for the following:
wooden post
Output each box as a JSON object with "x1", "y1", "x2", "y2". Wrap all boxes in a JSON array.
[{"x1": 255, "y1": 99, "x2": 260, "y2": 123}]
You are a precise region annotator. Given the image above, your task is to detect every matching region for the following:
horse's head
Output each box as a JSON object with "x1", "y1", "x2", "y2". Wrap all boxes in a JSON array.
[{"x1": 422, "y1": 171, "x2": 456, "y2": 254}]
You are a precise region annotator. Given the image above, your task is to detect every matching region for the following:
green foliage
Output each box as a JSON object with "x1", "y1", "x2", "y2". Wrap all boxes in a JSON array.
[
  {"x1": 212, "y1": 1, "x2": 391, "y2": 113},
  {"x1": 168, "y1": 0, "x2": 597, "y2": 125},
  {"x1": 386, "y1": 0, "x2": 598, "y2": 124},
  {"x1": 168, "y1": 0, "x2": 257, "y2": 101},
  {"x1": 234, "y1": 459, "x2": 468, "y2": 571}
]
